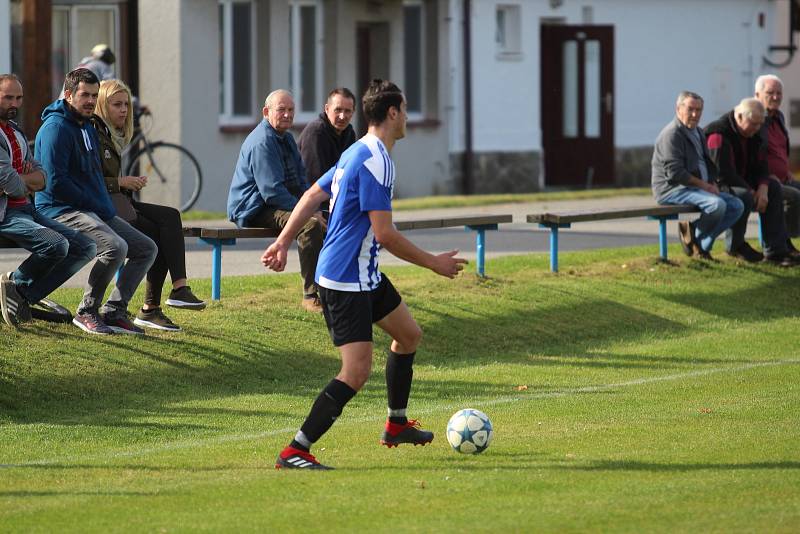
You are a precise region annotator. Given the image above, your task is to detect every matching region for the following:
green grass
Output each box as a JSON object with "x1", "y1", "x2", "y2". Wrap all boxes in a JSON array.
[
  {"x1": 1, "y1": 243, "x2": 799, "y2": 532},
  {"x1": 181, "y1": 188, "x2": 651, "y2": 220}
]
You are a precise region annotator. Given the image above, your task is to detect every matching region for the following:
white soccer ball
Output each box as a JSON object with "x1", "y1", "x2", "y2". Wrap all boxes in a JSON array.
[{"x1": 446, "y1": 408, "x2": 493, "y2": 454}]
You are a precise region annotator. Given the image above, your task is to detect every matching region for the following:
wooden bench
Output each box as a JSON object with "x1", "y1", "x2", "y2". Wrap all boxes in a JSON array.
[
  {"x1": 527, "y1": 205, "x2": 701, "y2": 272},
  {"x1": 185, "y1": 214, "x2": 512, "y2": 300}
]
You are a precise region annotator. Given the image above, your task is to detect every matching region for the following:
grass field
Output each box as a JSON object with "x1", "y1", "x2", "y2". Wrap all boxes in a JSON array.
[{"x1": 1, "y1": 243, "x2": 799, "y2": 532}]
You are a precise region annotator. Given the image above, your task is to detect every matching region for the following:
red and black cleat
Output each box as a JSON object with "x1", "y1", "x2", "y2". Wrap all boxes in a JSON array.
[
  {"x1": 380, "y1": 419, "x2": 434, "y2": 448},
  {"x1": 275, "y1": 446, "x2": 333, "y2": 470}
]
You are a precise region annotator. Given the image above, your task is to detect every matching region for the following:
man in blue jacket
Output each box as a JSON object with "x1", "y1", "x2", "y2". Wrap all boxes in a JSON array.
[
  {"x1": 227, "y1": 89, "x2": 325, "y2": 313},
  {"x1": 35, "y1": 68, "x2": 157, "y2": 335}
]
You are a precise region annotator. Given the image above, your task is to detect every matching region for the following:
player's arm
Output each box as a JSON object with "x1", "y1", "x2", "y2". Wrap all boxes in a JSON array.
[
  {"x1": 369, "y1": 210, "x2": 467, "y2": 279},
  {"x1": 261, "y1": 182, "x2": 330, "y2": 271}
]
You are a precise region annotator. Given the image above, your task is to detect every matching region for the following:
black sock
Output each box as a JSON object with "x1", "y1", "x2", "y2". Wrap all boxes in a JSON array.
[
  {"x1": 298, "y1": 379, "x2": 357, "y2": 445},
  {"x1": 386, "y1": 351, "x2": 415, "y2": 424}
]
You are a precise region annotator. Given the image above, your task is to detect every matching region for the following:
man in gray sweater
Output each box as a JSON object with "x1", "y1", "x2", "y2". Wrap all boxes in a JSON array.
[{"x1": 651, "y1": 91, "x2": 744, "y2": 260}]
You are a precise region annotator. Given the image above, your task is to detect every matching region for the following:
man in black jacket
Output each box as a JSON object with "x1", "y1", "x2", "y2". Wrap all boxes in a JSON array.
[
  {"x1": 298, "y1": 88, "x2": 357, "y2": 215},
  {"x1": 705, "y1": 98, "x2": 797, "y2": 266}
]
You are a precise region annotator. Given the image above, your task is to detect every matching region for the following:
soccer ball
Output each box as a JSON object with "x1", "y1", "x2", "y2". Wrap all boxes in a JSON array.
[{"x1": 446, "y1": 408, "x2": 493, "y2": 454}]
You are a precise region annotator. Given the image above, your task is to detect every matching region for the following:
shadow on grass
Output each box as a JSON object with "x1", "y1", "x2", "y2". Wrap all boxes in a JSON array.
[
  {"x1": 2, "y1": 266, "x2": 791, "y2": 434},
  {"x1": 555, "y1": 459, "x2": 800, "y2": 472},
  {"x1": 0, "y1": 490, "x2": 162, "y2": 497}
]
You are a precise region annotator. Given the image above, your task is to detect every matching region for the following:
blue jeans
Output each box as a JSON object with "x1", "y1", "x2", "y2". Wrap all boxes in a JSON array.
[
  {"x1": 55, "y1": 210, "x2": 157, "y2": 314},
  {"x1": 0, "y1": 203, "x2": 96, "y2": 304},
  {"x1": 660, "y1": 187, "x2": 744, "y2": 253}
]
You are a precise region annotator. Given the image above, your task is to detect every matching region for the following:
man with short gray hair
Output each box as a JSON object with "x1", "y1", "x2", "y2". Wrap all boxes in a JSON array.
[
  {"x1": 227, "y1": 89, "x2": 325, "y2": 312},
  {"x1": 705, "y1": 97, "x2": 797, "y2": 266},
  {"x1": 754, "y1": 74, "x2": 800, "y2": 255},
  {"x1": 652, "y1": 91, "x2": 744, "y2": 260}
]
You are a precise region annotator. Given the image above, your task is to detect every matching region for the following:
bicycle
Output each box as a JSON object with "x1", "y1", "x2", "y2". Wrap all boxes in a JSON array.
[{"x1": 122, "y1": 107, "x2": 203, "y2": 212}]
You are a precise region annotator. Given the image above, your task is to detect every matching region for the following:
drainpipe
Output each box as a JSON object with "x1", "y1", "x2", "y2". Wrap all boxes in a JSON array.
[{"x1": 462, "y1": 0, "x2": 474, "y2": 194}]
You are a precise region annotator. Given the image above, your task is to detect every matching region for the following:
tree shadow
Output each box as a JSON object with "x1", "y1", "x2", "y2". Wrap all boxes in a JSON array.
[{"x1": 554, "y1": 459, "x2": 800, "y2": 472}]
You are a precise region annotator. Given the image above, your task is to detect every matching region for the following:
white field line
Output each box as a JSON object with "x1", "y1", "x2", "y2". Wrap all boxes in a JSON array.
[{"x1": 2, "y1": 359, "x2": 797, "y2": 468}]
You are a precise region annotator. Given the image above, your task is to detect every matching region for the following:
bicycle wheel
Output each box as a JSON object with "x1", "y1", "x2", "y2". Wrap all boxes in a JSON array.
[{"x1": 125, "y1": 142, "x2": 203, "y2": 212}]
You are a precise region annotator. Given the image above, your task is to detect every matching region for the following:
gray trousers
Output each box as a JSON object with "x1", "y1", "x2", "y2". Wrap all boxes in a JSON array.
[
  {"x1": 56, "y1": 210, "x2": 157, "y2": 314},
  {"x1": 781, "y1": 179, "x2": 800, "y2": 238}
]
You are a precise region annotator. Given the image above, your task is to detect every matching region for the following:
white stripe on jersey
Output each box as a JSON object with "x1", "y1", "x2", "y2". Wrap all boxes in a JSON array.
[{"x1": 362, "y1": 135, "x2": 395, "y2": 191}]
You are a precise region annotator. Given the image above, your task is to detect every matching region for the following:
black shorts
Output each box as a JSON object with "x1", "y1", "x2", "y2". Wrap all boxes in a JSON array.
[{"x1": 318, "y1": 275, "x2": 402, "y2": 347}]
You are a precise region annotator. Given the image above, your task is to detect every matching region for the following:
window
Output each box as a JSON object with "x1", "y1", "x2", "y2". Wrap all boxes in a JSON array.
[
  {"x1": 219, "y1": 0, "x2": 256, "y2": 123},
  {"x1": 50, "y1": 4, "x2": 120, "y2": 99},
  {"x1": 289, "y1": 1, "x2": 322, "y2": 121},
  {"x1": 404, "y1": 1, "x2": 424, "y2": 117},
  {"x1": 495, "y1": 4, "x2": 522, "y2": 57}
]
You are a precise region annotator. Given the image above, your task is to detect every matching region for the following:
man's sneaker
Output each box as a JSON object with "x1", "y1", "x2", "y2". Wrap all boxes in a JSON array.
[
  {"x1": 275, "y1": 446, "x2": 333, "y2": 470},
  {"x1": 101, "y1": 310, "x2": 145, "y2": 335},
  {"x1": 72, "y1": 311, "x2": 114, "y2": 335},
  {"x1": 302, "y1": 296, "x2": 323, "y2": 313},
  {"x1": 380, "y1": 419, "x2": 434, "y2": 448},
  {"x1": 727, "y1": 242, "x2": 764, "y2": 263},
  {"x1": 134, "y1": 307, "x2": 181, "y2": 332},
  {"x1": 0, "y1": 273, "x2": 31, "y2": 328},
  {"x1": 677, "y1": 221, "x2": 696, "y2": 257},
  {"x1": 763, "y1": 253, "x2": 800, "y2": 267},
  {"x1": 165, "y1": 286, "x2": 206, "y2": 310}
]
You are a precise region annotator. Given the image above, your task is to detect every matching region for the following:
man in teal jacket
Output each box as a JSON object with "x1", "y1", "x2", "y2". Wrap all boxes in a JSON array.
[{"x1": 35, "y1": 68, "x2": 156, "y2": 335}]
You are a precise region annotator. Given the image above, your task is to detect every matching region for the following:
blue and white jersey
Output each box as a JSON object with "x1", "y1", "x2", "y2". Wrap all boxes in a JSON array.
[{"x1": 315, "y1": 133, "x2": 395, "y2": 292}]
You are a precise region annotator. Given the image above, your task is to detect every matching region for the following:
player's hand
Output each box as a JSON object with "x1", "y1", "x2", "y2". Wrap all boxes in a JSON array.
[
  {"x1": 261, "y1": 241, "x2": 289, "y2": 272},
  {"x1": 705, "y1": 182, "x2": 720, "y2": 195},
  {"x1": 754, "y1": 185, "x2": 769, "y2": 213},
  {"x1": 119, "y1": 176, "x2": 147, "y2": 191},
  {"x1": 431, "y1": 250, "x2": 468, "y2": 279},
  {"x1": 21, "y1": 161, "x2": 33, "y2": 174}
]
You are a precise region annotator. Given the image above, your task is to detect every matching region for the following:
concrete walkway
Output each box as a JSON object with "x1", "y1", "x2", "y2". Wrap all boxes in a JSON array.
[{"x1": 0, "y1": 194, "x2": 763, "y2": 290}]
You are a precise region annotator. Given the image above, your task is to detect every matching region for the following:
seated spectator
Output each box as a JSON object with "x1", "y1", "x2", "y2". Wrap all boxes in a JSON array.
[
  {"x1": 754, "y1": 74, "x2": 800, "y2": 255},
  {"x1": 298, "y1": 87, "x2": 357, "y2": 215},
  {"x1": 91, "y1": 79, "x2": 206, "y2": 332},
  {"x1": 652, "y1": 91, "x2": 744, "y2": 260},
  {"x1": 0, "y1": 74, "x2": 95, "y2": 327},
  {"x1": 705, "y1": 98, "x2": 798, "y2": 266},
  {"x1": 35, "y1": 68, "x2": 158, "y2": 335},
  {"x1": 227, "y1": 89, "x2": 325, "y2": 313}
]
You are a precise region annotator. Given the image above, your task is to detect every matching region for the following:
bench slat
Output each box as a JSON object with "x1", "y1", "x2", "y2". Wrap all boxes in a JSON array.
[
  {"x1": 395, "y1": 214, "x2": 512, "y2": 231},
  {"x1": 527, "y1": 204, "x2": 698, "y2": 225}
]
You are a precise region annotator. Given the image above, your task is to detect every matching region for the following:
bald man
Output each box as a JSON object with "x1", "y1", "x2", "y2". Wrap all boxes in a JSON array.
[{"x1": 227, "y1": 90, "x2": 325, "y2": 312}]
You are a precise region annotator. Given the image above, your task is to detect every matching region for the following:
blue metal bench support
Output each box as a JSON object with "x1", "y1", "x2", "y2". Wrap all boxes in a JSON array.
[
  {"x1": 465, "y1": 223, "x2": 499, "y2": 277},
  {"x1": 199, "y1": 237, "x2": 236, "y2": 301},
  {"x1": 538, "y1": 222, "x2": 571, "y2": 273},
  {"x1": 647, "y1": 213, "x2": 679, "y2": 261}
]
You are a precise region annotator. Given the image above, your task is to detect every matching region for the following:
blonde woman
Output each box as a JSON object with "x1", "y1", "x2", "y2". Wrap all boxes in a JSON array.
[{"x1": 91, "y1": 79, "x2": 205, "y2": 331}]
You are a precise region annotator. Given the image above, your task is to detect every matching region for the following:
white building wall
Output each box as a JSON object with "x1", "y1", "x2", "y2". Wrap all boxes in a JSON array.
[
  {"x1": 0, "y1": 0, "x2": 9, "y2": 74},
  {"x1": 453, "y1": 0, "x2": 775, "y2": 154}
]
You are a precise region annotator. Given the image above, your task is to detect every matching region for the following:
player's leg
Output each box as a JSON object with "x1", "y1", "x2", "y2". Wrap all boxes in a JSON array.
[
  {"x1": 276, "y1": 287, "x2": 372, "y2": 470},
  {"x1": 374, "y1": 277, "x2": 432, "y2": 447}
]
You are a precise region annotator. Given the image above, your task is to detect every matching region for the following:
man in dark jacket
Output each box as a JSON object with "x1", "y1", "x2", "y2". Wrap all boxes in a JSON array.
[
  {"x1": 228, "y1": 89, "x2": 325, "y2": 313},
  {"x1": 754, "y1": 74, "x2": 800, "y2": 249},
  {"x1": 652, "y1": 91, "x2": 743, "y2": 260},
  {"x1": 0, "y1": 74, "x2": 95, "y2": 328},
  {"x1": 705, "y1": 98, "x2": 797, "y2": 266},
  {"x1": 298, "y1": 87, "x2": 357, "y2": 214},
  {"x1": 35, "y1": 68, "x2": 157, "y2": 334}
]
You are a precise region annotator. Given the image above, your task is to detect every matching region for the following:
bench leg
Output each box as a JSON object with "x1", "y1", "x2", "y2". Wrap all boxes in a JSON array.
[
  {"x1": 211, "y1": 243, "x2": 222, "y2": 301},
  {"x1": 550, "y1": 227, "x2": 559, "y2": 272},
  {"x1": 476, "y1": 228, "x2": 485, "y2": 277},
  {"x1": 658, "y1": 218, "x2": 668, "y2": 260},
  {"x1": 199, "y1": 237, "x2": 236, "y2": 301}
]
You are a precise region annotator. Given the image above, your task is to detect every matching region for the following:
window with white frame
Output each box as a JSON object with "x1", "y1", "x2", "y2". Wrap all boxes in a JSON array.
[
  {"x1": 219, "y1": 0, "x2": 256, "y2": 123},
  {"x1": 495, "y1": 4, "x2": 522, "y2": 57},
  {"x1": 289, "y1": 1, "x2": 322, "y2": 121},
  {"x1": 51, "y1": 4, "x2": 120, "y2": 99},
  {"x1": 404, "y1": 0, "x2": 424, "y2": 117}
]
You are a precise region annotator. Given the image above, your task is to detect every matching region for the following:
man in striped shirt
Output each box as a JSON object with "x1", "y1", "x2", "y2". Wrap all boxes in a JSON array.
[{"x1": 262, "y1": 79, "x2": 467, "y2": 470}]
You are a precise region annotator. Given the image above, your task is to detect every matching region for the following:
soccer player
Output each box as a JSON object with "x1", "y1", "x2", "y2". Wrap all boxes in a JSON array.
[{"x1": 261, "y1": 79, "x2": 467, "y2": 470}]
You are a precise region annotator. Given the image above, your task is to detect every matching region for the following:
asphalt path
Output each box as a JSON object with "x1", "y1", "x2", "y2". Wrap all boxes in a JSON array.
[{"x1": 0, "y1": 195, "x2": 763, "y2": 289}]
